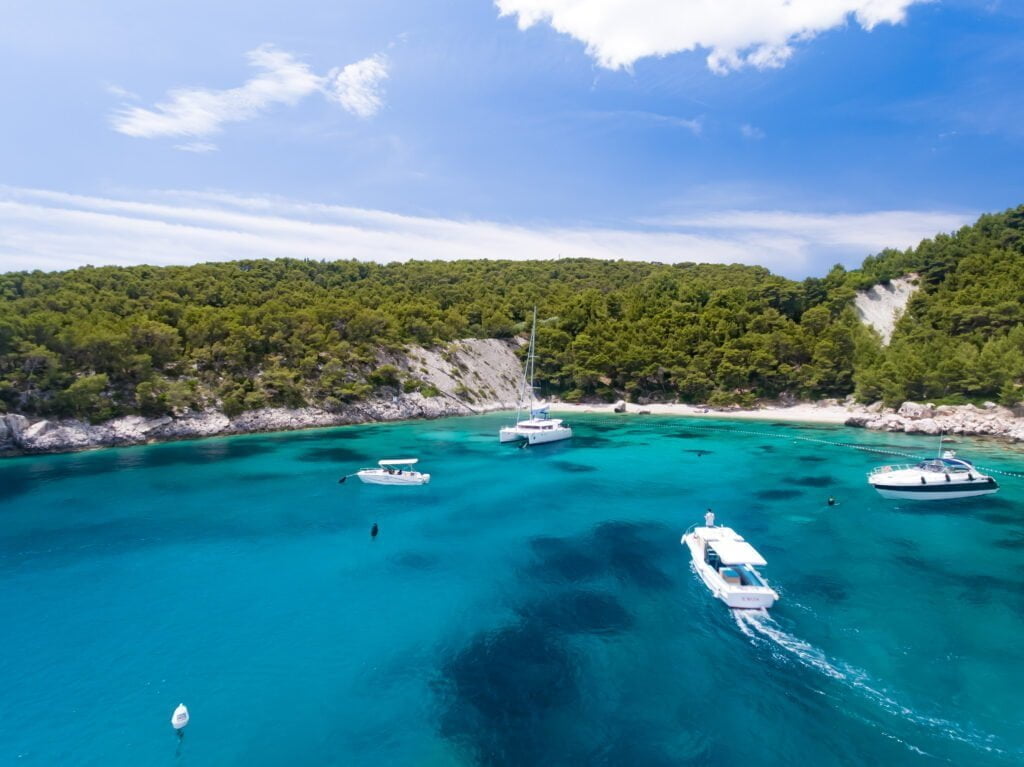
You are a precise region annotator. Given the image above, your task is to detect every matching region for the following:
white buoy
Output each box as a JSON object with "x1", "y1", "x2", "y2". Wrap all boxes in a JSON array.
[{"x1": 171, "y1": 703, "x2": 189, "y2": 731}]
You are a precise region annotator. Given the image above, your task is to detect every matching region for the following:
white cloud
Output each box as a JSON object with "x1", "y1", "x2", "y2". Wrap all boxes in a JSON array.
[
  {"x1": 651, "y1": 208, "x2": 967, "y2": 258},
  {"x1": 586, "y1": 110, "x2": 703, "y2": 134},
  {"x1": 740, "y1": 123, "x2": 765, "y2": 140},
  {"x1": 0, "y1": 186, "x2": 971, "y2": 279},
  {"x1": 329, "y1": 54, "x2": 389, "y2": 118},
  {"x1": 110, "y1": 46, "x2": 389, "y2": 141},
  {"x1": 174, "y1": 141, "x2": 219, "y2": 153},
  {"x1": 105, "y1": 83, "x2": 139, "y2": 100},
  {"x1": 496, "y1": 0, "x2": 927, "y2": 73}
]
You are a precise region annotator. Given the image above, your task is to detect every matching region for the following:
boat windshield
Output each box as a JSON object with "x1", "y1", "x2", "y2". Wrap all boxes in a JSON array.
[{"x1": 917, "y1": 458, "x2": 972, "y2": 473}]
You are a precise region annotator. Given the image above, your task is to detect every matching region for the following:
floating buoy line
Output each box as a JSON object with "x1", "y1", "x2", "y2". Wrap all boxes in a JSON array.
[{"x1": 626, "y1": 419, "x2": 1024, "y2": 480}]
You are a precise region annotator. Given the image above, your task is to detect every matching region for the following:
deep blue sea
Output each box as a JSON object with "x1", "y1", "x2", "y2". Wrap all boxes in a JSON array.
[{"x1": 2, "y1": 413, "x2": 1023, "y2": 766}]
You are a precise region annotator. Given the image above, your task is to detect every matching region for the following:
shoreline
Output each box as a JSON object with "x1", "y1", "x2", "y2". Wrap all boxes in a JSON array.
[
  {"x1": 4, "y1": 397, "x2": 1024, "y2": 458},
  {"x1": 546, "y1": 401, "x2": 853, "y2": 425}
]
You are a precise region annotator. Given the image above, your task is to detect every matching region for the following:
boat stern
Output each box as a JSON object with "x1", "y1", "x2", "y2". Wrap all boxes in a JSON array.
[{"x1": 722, "y1": 588, "x2": 778, "y2": 610}]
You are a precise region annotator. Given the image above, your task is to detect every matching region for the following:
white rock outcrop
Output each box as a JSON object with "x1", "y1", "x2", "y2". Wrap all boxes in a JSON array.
[{"x1": 854, "y1": 274, "x2": 919, "y2": 345}]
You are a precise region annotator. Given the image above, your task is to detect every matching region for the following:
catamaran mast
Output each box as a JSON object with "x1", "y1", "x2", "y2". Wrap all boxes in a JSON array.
[
  {"x1": 513, "y1": 307, "x2": 538, "y2": 425},
  {"x1": 526, "y1": 306, "x2": 538, "y2": 412}
]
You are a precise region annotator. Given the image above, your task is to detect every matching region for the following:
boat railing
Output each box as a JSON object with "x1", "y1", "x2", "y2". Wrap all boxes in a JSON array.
[{"x1": 867, "y1": 463, "x2": 915, "y2": 476}]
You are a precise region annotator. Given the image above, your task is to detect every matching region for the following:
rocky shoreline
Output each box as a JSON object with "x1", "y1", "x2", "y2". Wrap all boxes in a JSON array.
[
  {"x1": 0, "y1": 393, "x2": 514, "y2": 456},
  {"x1": 4, "y1": 395, "x2": 1024, "y2": 458},
  {"x1": 844, "y1": 400, "x2": 1024, "y2": 441},
  {"x1": 0, "y1": 336, "x2": 527, "y2": 457}
]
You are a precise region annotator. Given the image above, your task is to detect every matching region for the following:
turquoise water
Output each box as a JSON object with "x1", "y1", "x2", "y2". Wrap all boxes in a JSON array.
[{"x1": 2, "y1": 414, "x2": 1023, "y2": 766}]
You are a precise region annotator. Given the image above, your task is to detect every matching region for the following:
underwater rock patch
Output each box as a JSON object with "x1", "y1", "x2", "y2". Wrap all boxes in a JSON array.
[
  {"x1": 529, "y1": 536, "x2": 605, "y2": 582},
  {"x1": 791, "y1": 476, "x2": 835, "y2": 487},
  {"x1": 437, "y1": 621, "x2": 578, "y2": 765},
  {"x1": 517, "y1": 590, "x2": 633, "y2": 636},
  {"x1": 295, "y1": 446, "x2": 367, "y2": 463},
  {"x1": 390, "y1": 551, "x2": 441, "y2": 570},
  {"x1": 754, "y1": 489, "x2": 804, "y2": 500},
  {"x1": 144, "y1": 439, "x2": 276, "y2": 467},
  {"x1": 550, "y1": 460, "x2": 598, "y2": 473}
]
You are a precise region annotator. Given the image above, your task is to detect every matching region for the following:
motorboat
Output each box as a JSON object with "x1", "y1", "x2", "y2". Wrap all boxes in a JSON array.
[
  {"x1": 682, "y1": 522, "x2": 779, "y2": 609},
  {"x1": 355, "y1": 459, "x2": 431, "y2": 486},
  {"x1": 868, "y1": 450, "x2": 998, "y2": 500},
  {"x1": 499, "y1": 307, "x2": 572, "y2": 446}
]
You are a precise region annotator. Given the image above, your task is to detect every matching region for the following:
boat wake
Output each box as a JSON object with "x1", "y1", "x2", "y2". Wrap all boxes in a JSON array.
[{"x1": 731, "y1": 610, "x2": 1004, "y2": 757}]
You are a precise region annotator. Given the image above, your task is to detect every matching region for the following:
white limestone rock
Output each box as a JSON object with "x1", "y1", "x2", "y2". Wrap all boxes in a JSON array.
[{"x1": 898, "y1": 401, "x2": 934, "y2": 418}]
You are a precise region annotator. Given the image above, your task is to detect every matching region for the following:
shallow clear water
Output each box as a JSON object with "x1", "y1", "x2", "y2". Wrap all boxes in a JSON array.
[{"x1": 2, "y1": 414, "x2": 1023, "y2": 766}]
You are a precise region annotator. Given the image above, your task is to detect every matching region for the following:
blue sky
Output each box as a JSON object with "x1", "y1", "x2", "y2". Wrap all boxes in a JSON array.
[{"x1": 1, "y1": 0, "x2": 1022, "y2": 277}]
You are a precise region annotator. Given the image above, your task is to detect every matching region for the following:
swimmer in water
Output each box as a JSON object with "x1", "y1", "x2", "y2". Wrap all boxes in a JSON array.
[
  {"x1": 371, "y1": 522, "x2": 379, "y2": 539},
  {"x1": 827, "y1": 496, "x2": 837, "y2": 506}
]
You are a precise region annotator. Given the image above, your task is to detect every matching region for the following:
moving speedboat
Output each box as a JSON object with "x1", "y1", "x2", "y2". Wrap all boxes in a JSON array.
[
  {"x1": 682, "y1": 523, "x2": 779, "y2": 609},
  {"x1": 499, "y1": 307, "x2": 572, "y2": 446},
  {"x1": 356, "y1": 459, "x2": 431, "y2": 485},
  {"x1": 868, "y1": 450, "x2": 998, "y2": 500}
]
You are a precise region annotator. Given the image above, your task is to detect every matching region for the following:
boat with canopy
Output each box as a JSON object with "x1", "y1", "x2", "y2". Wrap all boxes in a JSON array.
[
  {"x1": 682, "y1": 519, "x2": 779, "y2": 609},
  {"x1": 355, "y1": 459, "x2": 431, "y2": 486}
]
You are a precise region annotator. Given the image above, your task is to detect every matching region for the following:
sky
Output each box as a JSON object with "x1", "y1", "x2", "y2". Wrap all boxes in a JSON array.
[{"x1": 1, "y1": 0, "x2": 1022, "y2": 278}]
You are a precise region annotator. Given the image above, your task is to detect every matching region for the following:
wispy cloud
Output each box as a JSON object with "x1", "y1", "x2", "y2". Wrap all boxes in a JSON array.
[
  {"x1": 105, "y1": 83, "x2": 139, "y2": 101},
  {"x1": 110, "y1": 46, "x2": 389, "y2": 142},
  {"x1": 582, "y1": 109, "x2": 703, "y2": 135},
  {"x1": 174, "y1": 141, "x2": 219, "y2": 153},
  {"x1": 329, "y1": 54, "x2": 389, "y2": 118},
  {"x1": 740, "y1": 123, "x2": 765, "y2": 140},
  {"x1": 649, "y1": 209, "x2": 969, "y2": 258},
  {"x1": 0, "y1": 186, "x2": 972, "y2": 279},
  {"x1": 496, "y1": 0, "x2": 927, "y2": 73}
]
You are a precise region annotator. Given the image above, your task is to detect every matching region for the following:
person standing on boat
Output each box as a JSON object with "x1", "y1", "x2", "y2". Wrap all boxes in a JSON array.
[{"x1": 704, "y1": 509, "x2": 715, "y2": 527}]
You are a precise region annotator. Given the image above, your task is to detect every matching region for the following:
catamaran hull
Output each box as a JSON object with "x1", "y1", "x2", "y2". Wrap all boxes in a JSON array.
[
  {"x1": 357, "y1": 471, "x2": 430, "y2": 486},
  {"x1": 872, "y1": 482, "x2": 998, "y2": 500},
  {"x1": 499, "y1": 428, "x2": 522, "y2": 443},
  {"x1": 500, "y1": 426, "x2": 573, "y2": 445}
]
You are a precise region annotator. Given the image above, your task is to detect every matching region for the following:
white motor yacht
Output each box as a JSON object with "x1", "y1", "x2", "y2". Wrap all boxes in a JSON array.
[
  {"x1": 868, "y1": 450, "x2": 998, "y2": 500},
  {"x1": 355, "y1": 459, "x2": 431, "y2": 486},
  {"x1": 682, "y1": 522, "x2": 779, "y2": 609},
  {"x1": 499, "y1": 307, "x2": 572, "y2": 446}
]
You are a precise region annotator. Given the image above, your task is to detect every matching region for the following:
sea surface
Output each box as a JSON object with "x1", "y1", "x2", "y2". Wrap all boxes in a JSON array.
[{"x1": 2, "y1": 414, "x2": 1023, "y2": 766}]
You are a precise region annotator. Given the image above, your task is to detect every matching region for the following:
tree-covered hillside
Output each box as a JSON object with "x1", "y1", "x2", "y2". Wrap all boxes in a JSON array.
[
  {"x1": 854, "y1": 205, "x2": 1024, "y2": 406},
  {"x1": 1, "y1": 204, "x2": 1021, "y2": 421}
]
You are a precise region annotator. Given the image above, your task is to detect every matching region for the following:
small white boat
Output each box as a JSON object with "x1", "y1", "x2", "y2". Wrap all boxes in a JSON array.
[
  {"x1": 868, "y1": 450, "x2": 998, "y2": 500},
  {"x1": 682, "y1": 522, "x2": 779, "y2": 609},
  {"x1": 171, "y1": 703, "x2": 189, "y2": 730},
  {"x1": 500, "y1": 307, "x2": 572, "y2": 446},
  {"x1": 356, "y1": 459, "x2": 431, "y2": 486}
]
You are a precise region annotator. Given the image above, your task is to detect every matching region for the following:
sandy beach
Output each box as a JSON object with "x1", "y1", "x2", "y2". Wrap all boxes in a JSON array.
[{"x1": 546, "y1": 401, "x2": 855, "y2": 425}]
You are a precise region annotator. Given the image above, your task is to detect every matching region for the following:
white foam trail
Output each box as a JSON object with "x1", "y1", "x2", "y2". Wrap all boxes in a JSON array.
[{"x1": 731, "y1": 610, "x2": 1003, "y2": 755}]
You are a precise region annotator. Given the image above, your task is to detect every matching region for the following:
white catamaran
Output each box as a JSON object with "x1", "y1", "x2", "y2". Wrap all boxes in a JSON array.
[{"x1": 499, "y1": 308, "x2": 572, "y2": 446}]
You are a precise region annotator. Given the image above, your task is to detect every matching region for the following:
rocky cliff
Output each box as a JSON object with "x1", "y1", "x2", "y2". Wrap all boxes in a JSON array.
[{"x1": 0, "y1": 338, "x2": 525, "y2": 455}]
